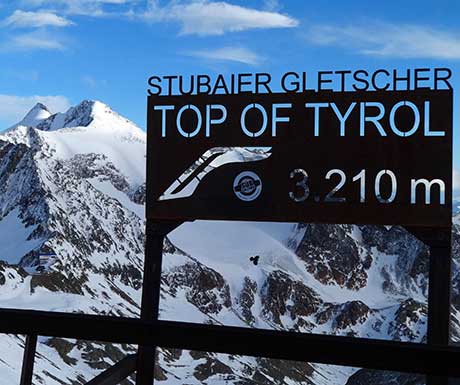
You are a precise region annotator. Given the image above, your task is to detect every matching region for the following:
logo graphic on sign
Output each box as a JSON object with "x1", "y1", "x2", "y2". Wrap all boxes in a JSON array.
[
  {"x1": 158, "y1": 147, "x2": 271, "y2": 201},
  {"x1": 233, "y1": 171, "x2": 262, "y2": 201}
]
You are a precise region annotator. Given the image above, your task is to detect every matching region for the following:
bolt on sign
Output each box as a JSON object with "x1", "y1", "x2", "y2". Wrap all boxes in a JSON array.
[{"x1": 146, "y1": 69, "x2": 453, "y2": 227}]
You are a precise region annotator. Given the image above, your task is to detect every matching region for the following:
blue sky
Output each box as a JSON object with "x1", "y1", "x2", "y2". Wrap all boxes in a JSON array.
[{"x1": 0, "y1": 0, "x2": 459, "y2": 188}]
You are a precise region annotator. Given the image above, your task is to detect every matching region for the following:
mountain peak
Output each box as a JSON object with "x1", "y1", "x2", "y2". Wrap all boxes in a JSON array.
[
  {"x1": 31, "y1": 99, "x2": 135, "y2": 134},
  {"x1": 2, "y1": 99, "x2": 145, "y2": 148},
  {"x1": 32, "y1": 102, "x2": 49, "y2": 112},
  {"x1": 72, "y1": 99, "x2": 101, "y2": 114},
  {"x1": 19, "y1": 102, "x2": 52, "y2": 128},
  {"x1": 59, "y1": 99, "x2": 100, "y2": 128},
  {"x1": 59, "y1": 100, "x2": 145, "y2": 137},
  {"x1": 71, "y1": 100, "x2": 120, "y2": 124}
]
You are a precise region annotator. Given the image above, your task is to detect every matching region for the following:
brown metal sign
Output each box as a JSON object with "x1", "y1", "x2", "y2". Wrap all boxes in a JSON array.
[{"x1": 146, "y1": 89, "x2": 452, "y2": 226}]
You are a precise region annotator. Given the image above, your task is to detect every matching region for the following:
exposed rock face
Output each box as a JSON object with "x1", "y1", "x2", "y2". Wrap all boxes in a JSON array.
[
  {"x1": 163, "y1": 257, "x2": 232, "y2": 315},
  {"x1": 332, "y1": 301, "x2": 372, "y2": 331},
  {"x1": 359, "y1": 225, "x2": 430, "y2": 296},
  {"x1": 236, "y1": 277, "x2": 257, "y2": 325},
  {"x1": 296, "y1": 224, "x2": 371, "y2": 289},
  {"x1": 389, "y1": 299, "x2": 427, "y2": 342},
  {"x1": 345, "y1": 369, "x2": 425, "y2": 385},
  {"x1": 261, "y1": 270, "x2": 321, "y2": 329},
  {"x1": 0, "y1": 101, "x2": 457, "y2": 385}
]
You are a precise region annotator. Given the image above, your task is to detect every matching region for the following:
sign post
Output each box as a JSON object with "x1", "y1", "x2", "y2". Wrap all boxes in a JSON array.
[{"x1": 141, "y1": 72, "x2": 454, "y2": 385}]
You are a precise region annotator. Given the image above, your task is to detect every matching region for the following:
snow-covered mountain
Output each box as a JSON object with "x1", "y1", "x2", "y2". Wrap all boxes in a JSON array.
[{"x1": 0, "y1": 101, "x2": 458, "y2": 385}]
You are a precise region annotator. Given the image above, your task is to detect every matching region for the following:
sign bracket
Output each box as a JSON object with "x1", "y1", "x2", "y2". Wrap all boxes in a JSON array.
[{"x1": 136, "y1": 220, "x2": 184, "y2": 385}]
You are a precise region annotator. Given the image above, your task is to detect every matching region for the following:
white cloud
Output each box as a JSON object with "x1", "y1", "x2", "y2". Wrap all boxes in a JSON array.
[
  {"x1": 82, "y1": 75, "x2": 108, "y2": 88},
  {"x1": 143, "y1": 0, "x2": 298, "y2": 36},
  {"x1": 6, "y1": 30, "x2": 65, "y2": 50},
  {"x1": 21, "y1": 0, "x2": 134, "y2": 5},
  {"x1": 307, "y1": 22, "x2": 460, "y2": 59},
  {"x1": 187, "y1": 46, "x2": 262, "y2": 65},
  {"x1": 2, "y1": 10, "x2": 74, "y2": 28},
  {"x1": 20, "y1": 0, "x2": 137, "y2": 16},
  {"x1": 4, "y1": 68, "x2": 40, "y2": 81},
  {"x1": 18, "y1": 1, "x2": 298, "y2": 31},
  {"x1": 82, "y1": 75, "x2": 98, "y2": 88},
  {"x1": 0, "y1": 95, "x2": 71, "y2": 128},
  {"x1": 454, "y1": 169, "x2": 460, "y2": 192},
  {"x1": 263, "y1": 0, "x2": 281, "y2": 12}
]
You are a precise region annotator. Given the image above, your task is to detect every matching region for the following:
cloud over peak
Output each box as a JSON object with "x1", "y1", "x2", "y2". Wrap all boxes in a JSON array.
[{"x1": 0, "y1": 94, "x2": 71, "y2": 128}]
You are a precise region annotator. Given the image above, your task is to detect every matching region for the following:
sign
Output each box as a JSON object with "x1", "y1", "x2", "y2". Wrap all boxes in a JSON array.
[{"x1": 146, "y1": 86, "x2": 453, "y2": 227}]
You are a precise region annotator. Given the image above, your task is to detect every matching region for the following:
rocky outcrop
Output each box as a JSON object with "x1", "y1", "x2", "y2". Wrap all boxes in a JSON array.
[{"x1": 296, "y1": 224, "x2": 371, "y2": 289}]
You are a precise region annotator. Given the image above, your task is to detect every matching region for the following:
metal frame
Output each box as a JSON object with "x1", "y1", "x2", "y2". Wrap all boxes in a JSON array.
[
  {"x1": 85, "y1": 355, "x2": 137, "y2": 385},
  {"x1": 0, "y1": 306, "x2": 457, "y2": 376},
  {"x1": 19, "y1": 334, "x2": 37, "y2": 385},
  {"x1": 405, "y1": 226, "x2": 453, "y2": 385},
  {"x1": 1, "y1": 221, "x2": 453, "y2": 384}
]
